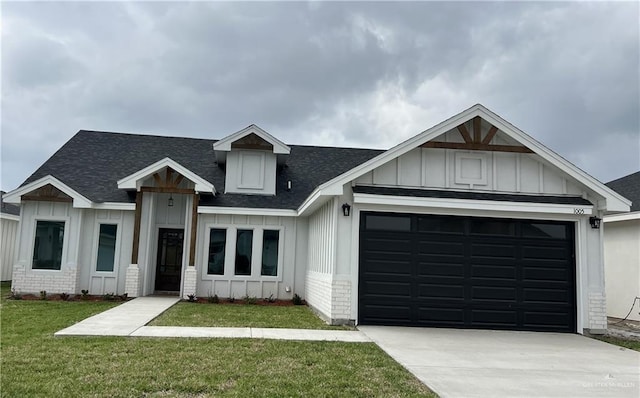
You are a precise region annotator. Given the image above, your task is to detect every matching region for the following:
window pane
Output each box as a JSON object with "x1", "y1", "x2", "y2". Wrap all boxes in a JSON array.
[
  {"x1": 208, "y1": 229, "x2": 226, "y2": 275},
  {"x1": 235, "y1": 229, "x2": 253, "y2": 275},
  {"x1": 471, "y1": 219, "x2": 516, "y2": 236},
  {"x1": 522, "y1": 223, "x2": 568, "y2": 239},
  {"x1": 261, "y1": 230, "x2": 279, "y2": 276},
  {"x1": 418, "y1": 216, "x2": 465, "y2": 234},
  {"x1": 96, "y1": 224, "x2": 117, "y2": 272},
  {"x1": 33, "y1": 221, "x2": 65, "y2": 270},
  {"x1": 365, "y1": 215, "x2": 411, "y2": 231}
]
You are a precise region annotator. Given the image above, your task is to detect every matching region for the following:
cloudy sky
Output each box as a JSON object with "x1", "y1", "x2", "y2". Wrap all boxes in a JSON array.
[{"x1": 1, "y1": 1, "x2": 638, "y2": 192}]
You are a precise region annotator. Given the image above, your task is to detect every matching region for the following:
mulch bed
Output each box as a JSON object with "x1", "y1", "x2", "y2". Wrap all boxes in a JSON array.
[
  {"x1": 190, "y1": 297, "x2": 301, "y2": 306},
  {"x1": 7, "y1": 293, "x2": 128, "y2": 302}
]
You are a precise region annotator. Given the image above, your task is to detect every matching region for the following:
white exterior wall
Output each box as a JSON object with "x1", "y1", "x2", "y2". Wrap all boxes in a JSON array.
[
  {"x1": 224, "y1": 150, "x2": 277, "y2": 195},
  {"x1": 194, "y1": 212, "x2": 302, "y2": 300},
  {"x1": 76, "y1": 209, "x2": 134, "y2": 295},
  {"x1": 356, "y1": 145, "x2": 593, "y2": 199},
  {"x1": 11, "y1": 201, "x2": 83, "y2": 294},
  {"x1": 1, "y1": 215, "x2": 19, "y2": 281},
  {"x1": 604, "y1": 218, "x2": 640, "y2": 321},
  {"x1": 342, "y1": 142, "x2": 610, "y2": 333}
]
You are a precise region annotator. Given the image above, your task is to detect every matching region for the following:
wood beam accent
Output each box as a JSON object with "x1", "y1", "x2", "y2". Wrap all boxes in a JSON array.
[
  {"x1": 482, "y1": 126, "x2": 498, "y2": 145},
  {"x1": 131, "y1": 191, "x2": 143, "y2": 264},
  {"x1": 473, "y1": 116, "x2": 482, "y2": 143},
  {"x1": 152, "y1": 172, "x2": 163, "y2": 187},
  {"x1": 421, "y1": 141, "x2": 534, "y2": 153},
  {"x1": 189, "y1": 193, "x2": 199, "y2": 267},
  {"x1": 456, "y1": 124, "x2": 473, "y2": 143},
  {"x1": 22, "y1": 184, "x2": 73, "y2": 203},
  {"x1": 173, "y1": 174, "x2": 185, "y2": 188},
  {"x1": 140, "y1": 187, "x2": 194, "y2": 194}
]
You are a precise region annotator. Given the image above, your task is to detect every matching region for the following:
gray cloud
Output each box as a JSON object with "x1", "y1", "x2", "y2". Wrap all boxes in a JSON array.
[{"x1": 1, "y1": 1, "x2": 638, "y2": 192}]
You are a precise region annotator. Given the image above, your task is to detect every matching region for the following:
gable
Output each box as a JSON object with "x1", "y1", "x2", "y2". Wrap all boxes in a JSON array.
[{"x1": 307, "y1": 104, "x2": 630, "y2": 214}]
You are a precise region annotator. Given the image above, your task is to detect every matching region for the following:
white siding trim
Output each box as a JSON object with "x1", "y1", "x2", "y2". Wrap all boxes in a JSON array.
[
  {"x1": 353, "y1": 193, "x2": 593, "y2": 215},
  {"x1": 198, "y1": 207, "x2": 297, "y2": 217}
]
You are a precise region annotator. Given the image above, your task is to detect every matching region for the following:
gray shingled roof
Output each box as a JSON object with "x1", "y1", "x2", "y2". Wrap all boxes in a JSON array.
[
  {"x1": 606, "y1": 171, "x2": 640, "y2": 212},
  {"x1": 1, "y1": 191, "x2": 20, "y2": 216},
  {"x1": 21, "y1": 130, "x2": 383, "y2": 210}
]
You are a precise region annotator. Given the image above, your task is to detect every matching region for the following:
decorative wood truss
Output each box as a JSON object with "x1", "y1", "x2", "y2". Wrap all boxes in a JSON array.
[
  {"x1": 131, "y1": 167, "x2": 199, "y2": 266},
  {"x1": 422, "y1": 116, "x2": 533, "y2": 153},
  {"x1": 22, "y1": 184, "x2": 73, "y2": 203}
]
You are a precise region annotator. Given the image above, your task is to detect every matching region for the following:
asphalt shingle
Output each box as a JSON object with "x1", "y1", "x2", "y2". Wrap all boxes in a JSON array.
[
  {"x1": 21, "y1": 130, "x2": 383, "y2": 210},
  {"x1": 606, "y1": 171, "x2": 640, "y2": 212}
]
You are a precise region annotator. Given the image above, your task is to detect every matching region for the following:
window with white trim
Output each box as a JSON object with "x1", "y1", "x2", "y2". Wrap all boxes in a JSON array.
[
  {"x1": 235, "y1": 229, "x2": 253, "y2": 276},
  {"x1": 207, "y1": 228, "x2": 226, "y2": 275},
  {"x1": 261, "y1": 230, "x2": 279, "y2": 276},
  {"x1": 33, "y1": 220, "x2": 65, "y2": 270},
  {"x1": 96, "y1": 224, "x2": 117, "y2": 272}
]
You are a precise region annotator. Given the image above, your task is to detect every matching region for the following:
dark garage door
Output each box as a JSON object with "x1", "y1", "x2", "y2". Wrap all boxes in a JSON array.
[{"x1": 359, "y1": 212, "x2": 576, "y2": 332}]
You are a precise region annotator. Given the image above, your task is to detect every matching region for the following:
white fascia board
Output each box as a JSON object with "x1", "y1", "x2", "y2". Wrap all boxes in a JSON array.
[
  {"x1": 116, "y1": 157, "x2": 216, "y2": 194},
  {"x1": 91, "y1": 202, "x2": 136, "y2": 211},
  {"x1": 213, "y1": 124, "x2": 291, "y2": 154},
  {"x1": 315, "y1": 103, "x2": 630, "y2": 213},
  {"x1": 2, "y1": 175, "x2": 93, "y2": 208},
  {"x1": 296, "y1": 183, "x2": 344, "y2": 216},
  {"x1": 604, "y1": 211, "x2": 640, "y2": 223},
  {"x1": 0, "y1": 213, "x2": 20, "y2": 221},
  {"x1": 353, "y1": 193, "x2": 594, "y2": 216},
  {"x1": 198, "y1": 206, "x2": 297, "y2": 217}
]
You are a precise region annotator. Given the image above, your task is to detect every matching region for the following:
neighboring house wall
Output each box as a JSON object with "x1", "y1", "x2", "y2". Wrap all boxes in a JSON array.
[
  {"x1": 604, "y1": 218, "x2": 640, "y2": 321},
  {"x1": 1, "y1": 215, "x2": 19, "y2": 281},
  {"x1": 12, "y1": 201, "x2": 83, "y2": 294}
]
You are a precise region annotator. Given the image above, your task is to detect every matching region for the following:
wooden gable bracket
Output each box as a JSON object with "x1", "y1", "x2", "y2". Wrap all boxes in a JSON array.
[
  {"x1": 422, "y1": 116, "x2": 533, "y2": 153},
  {"x1": 151, "y1": 167, "x2": 186, "y2": 191},
  {"x1": 22, "y1": 184, "x2": 73, "y2": 203}
]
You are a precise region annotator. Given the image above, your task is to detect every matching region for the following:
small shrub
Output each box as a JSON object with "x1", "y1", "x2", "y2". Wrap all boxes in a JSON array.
[
  {"x1": 228, "y1": 295, "x2": 235, "y2": 303},
  {"x1": 119, "y1": 293, "x2": 128, "y2": 301},
  {"x1": 102, "y1": 292, "x2": 116, "y2": 301},
  {"x1": 39, "y1": 291, "x2": 47, "y2": 301},
  {"x1": 187, "y1": 294, "x2": 197, "y2": 303},
  {"x1": 81, "y1": 289, "x2": 89, "y2": 300},
  {"x1": 9, "y1": 289, "x2": 22, "y2": 300},
  {"x1": 292, "y1": 293, "x2": 303, "y2": 305},
  {"x1": 207, "y1": 294, "x2": 219, "y2": 304},
  {"x1": 60, "y1": 292, "x2": 70, "y2": 301},
  {"x1": 264, "y1": 293, "x2": 276, "y2": 303},
  {"x1": 243, "y1": 295, "x2": 257, "y2": 305}
]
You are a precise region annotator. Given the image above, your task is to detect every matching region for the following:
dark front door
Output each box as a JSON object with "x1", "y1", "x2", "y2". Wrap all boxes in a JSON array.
[
  {"x1": 155, "y1": 228, "x2": 184, "y2": 292},
  {"x1": 359, "y1": 212, "x2": 577, "y2": 332}
]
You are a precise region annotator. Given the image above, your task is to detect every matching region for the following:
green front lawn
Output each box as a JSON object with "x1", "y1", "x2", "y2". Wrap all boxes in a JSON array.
[
  {"x1": 1, "y1": 282, "x2": 435, "y2": 397},
  {"x1": 151, "y1": 301, "x2": 353, "y2": 329},
  {"x1": 592, "y1": 335, "x2": 640, "y2": 351}
]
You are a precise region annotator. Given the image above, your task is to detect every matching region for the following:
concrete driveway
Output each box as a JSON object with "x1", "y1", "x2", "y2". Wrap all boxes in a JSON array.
[{"x1": 359, "y1": 326, "x2": 640, "y2": 398}]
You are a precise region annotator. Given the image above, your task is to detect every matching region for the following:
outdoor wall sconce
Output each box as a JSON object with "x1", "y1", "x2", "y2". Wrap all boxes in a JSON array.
[
  {"x1": 589, "y1": 216, "x2": 601, "y2": 229},
  {"x1": 168, "y1": 195, "x2": 174, "y2": 207},
  {"x1": 342, "y1": 203, "x2": 351, "y2": 217}
]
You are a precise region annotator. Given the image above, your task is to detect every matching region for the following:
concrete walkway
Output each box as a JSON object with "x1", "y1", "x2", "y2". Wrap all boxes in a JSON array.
[
  {"x1": 55, "y1": 296, "x2": 181, "y2": 336},
  {"x1": 359, "y1": 326, "x2": 640, "y2": 398},
  {"x1": 55, "y1": 297, "x2": 369, "y2": 342}
]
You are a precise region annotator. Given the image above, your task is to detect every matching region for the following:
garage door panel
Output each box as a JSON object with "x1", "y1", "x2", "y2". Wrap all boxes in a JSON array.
[
  {"x1": 418, "y1": 283, "x2": 465, "y2": 300},
  {"x1": 359, "y1": 212, "x2": 576, "y2": 332},
  {"x1": 363, "y1": 259, "x2": 412, "y2": 275},
  {"x1": 471, "y1": 286, "x2": 517, "y2": 301},
  {"x1": 418, "y1": 262, "x2": 465, "y2": 277},
  {"x1": 418, "y1": 307, "x2": 466, "y2": 325},
  {"x1": 470, "y1": 309, "x2": 518, "y2": 327},
  {"x1": 470, "y1": 264, "x2": 517, "y2": 279}
]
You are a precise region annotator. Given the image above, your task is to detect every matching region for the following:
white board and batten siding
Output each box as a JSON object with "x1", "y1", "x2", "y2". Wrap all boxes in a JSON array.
[
  {"x1": 76, "y1": 209, "x2": 134, "y2": 296},
  {"x1": 357, "y1": 146, "x2": 592, "y2": 200},
  {"x1": 1, "y1": 215, "x2": 19, "y2": 281},
  {"x1": 195, "y1": 212, "x2": 304, "y2": 300},
  {"x1": 11, "y1": 201, "x2": 83, "y2": 294},
  {"x1": 224, "y1": 151, "x2": 277, "y2": 195}
]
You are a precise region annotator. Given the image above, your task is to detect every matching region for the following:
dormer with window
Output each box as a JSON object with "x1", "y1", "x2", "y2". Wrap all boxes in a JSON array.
[{"x1": 213, "y1": 125, "x2": 290, "y2": 195}]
